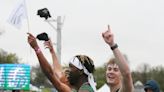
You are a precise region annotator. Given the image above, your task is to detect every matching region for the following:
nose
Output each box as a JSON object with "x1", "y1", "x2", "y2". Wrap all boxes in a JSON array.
[
  {"x1": 109, "y1": 69, "x2": 114, "y2": 73},
  {"x1": 108, "y1": 69, "x2": 115, "y2": 74}
]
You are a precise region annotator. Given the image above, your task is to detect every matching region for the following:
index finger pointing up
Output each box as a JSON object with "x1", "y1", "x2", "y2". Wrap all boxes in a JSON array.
[{"x1": 107, "y1": 25, "x2": 111, "y2": 31}]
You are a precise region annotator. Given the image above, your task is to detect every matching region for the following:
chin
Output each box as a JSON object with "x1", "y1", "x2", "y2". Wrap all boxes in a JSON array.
[
  {"x1": 107, "y1": 80, "x2": 114, "y2": 84},
  {"x1": 108, "y1": 81, "x2": 115, "y2": 85},
  {"x1": 107, "y1": 79, "x2": 118, "y2": 85}
]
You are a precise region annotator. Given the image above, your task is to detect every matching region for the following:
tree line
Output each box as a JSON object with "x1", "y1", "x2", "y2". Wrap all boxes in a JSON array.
[{"x1": 0, "y1": 49, "x2": 163, "y2": 91}]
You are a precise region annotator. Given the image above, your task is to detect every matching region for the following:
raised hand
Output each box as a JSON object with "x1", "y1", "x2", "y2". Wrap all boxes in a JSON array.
[
  {"x1": 102, "y1": 25, "x2": 115, "y2": 46},
  {"x1": 27, "y1": 33, "x2": 39, "y2": 49},
  {"x1": 44, "y1": 39, "x2": 54, "y2": 53}
]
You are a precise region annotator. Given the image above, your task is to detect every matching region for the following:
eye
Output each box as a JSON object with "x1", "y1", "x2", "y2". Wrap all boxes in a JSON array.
[
  {"x1": 108, "y1": 67, "x2": 112, "y2": 71},
  {"x1": 114, "y1": 68, "x2": 119, "y2": 72}
]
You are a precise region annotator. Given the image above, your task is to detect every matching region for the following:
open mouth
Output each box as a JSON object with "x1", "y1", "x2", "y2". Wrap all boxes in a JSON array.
[{"x1": 107, "y1": 74, "x2": 115, "y2": 80}]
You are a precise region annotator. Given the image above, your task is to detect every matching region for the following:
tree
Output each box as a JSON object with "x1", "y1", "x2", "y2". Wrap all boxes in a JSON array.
[
  {"x1": 132, "y1": 63, "x2": 164, "y2": 91},
  {"x1": 0, "y1": 49, "x2": 19, "y2": 64},
  {"x1": 31, "y1": 64, "x2": 107, "y2": 89},
  {"x1": 30, "y1": 65, "x2": 53, "y2": 88},
  {"x1": 149, "y1": 66, "x2": 164, "y2": 91},
  {"x1": 94, "y1": 66, "x2": 106, "y2": 89}
]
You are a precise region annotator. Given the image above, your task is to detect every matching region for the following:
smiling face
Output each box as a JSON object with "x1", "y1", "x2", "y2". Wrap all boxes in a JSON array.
[
  {"x1": 106, "y1": 63, "x2": 121, "y2": 86},
  {"x1": 67, "y1": 55, "x2": 95, "y2": 88}
]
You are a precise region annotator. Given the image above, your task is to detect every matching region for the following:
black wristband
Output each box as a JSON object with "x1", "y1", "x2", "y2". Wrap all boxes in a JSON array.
[{"x1": 111, "y1": 44, "x2": 118, "y2": 50}]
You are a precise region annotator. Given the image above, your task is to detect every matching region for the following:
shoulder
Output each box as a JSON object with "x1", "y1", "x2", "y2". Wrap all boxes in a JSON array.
[
  {"x1": 60, "y1": 73, "x2": 70, "y2": 86},
  {"x1": 79, "y1": 82, "x2": 94, "y2": 92}
]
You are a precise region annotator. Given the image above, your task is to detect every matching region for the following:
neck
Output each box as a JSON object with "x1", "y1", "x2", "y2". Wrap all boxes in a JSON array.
[
  {"x1": 73, "y1": 75, "x2": 88, "y2": 90},
  {"x1": 108, "y1": 83, "x2": 121, "y2": 92}
]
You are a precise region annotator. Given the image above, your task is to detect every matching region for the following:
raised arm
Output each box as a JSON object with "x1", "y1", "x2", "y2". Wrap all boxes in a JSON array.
[
  {"x1": 44, "y1": 39, "x2": 63, "y2": 78},
  {"x1": 27, "y1": 33, "x2": 71, "y2": 92},
  {"x1": 102, "y1": 25, "x2": 134, "y2": 92}
]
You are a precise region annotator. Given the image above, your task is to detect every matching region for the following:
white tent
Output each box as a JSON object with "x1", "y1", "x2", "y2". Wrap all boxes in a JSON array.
[{"x1": 97, "y1": 83, "x2": 110, "y2": 92}]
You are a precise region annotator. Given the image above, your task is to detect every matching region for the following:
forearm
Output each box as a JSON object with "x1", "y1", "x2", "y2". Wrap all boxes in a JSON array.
[
  {"x1": 112, "y1": 47, "x2": 131, "y2": 76},
  {"x1": 111, "y1": 45, "x2": 134, "y2": 92},
  {"x1": 51, "y1": 51, "x2": 62, "y2": 70},
  {"x1": 35, "y1": 50, "x2": 71, "y2": 92},
  {"x1": 35, "y1": 49, "x2": 54, "y2": 78},
  {"x1": 51, "y1": 52, "x2": 63, "y2": 78},
  {"x1": 45, "y1": 40, "x2": 63, "y2": 79}
]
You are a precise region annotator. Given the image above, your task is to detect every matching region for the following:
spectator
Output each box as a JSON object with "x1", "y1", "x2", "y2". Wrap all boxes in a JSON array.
[
  {"x1": 27, "y1": 33, "x2": 96, "y2": 92},
  {"x1": 144, "y1": 80, "x2": 160, "y2": 92},
  {"x1": 102, "y1": 25, "x2": 134, "y2": 92}
]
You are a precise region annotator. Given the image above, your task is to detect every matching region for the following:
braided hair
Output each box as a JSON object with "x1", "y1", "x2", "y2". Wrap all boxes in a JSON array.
[{"x1": 75, "y1": 55, "x2": 95, "y2": 73}]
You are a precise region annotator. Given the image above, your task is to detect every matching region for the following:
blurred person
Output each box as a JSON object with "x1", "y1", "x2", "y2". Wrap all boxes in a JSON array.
[
  {"x1": 102, "y1": 25, "x2": 134, "y2": 92},
  {"x1": 27, "y1": 33, "x2": 96, "y2": 92},
  {"x1": 144, "y1": 80, "x2": 160, "y2": 92}
]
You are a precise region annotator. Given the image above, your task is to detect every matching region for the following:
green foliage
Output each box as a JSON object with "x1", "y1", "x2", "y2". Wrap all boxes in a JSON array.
[
  {"x1": 31, "y1": 64, "x2": 107, "y2": 90},
  {"x1": 94, "y1": 66, "x2": 106, "y2": 89},
  {"x1": 42, "y1": 88, "x2": 51, "y2": 92},
  {"x1": 31, "y1": 62, "x2": 164, "y2": 91},
  {"x1": 149, "y1": 66, "x2": 164, "y2": 91},
  {"x1": 30, "y1": 65, "x2": 53, "y2": 88},
  {"x1": 132, "y1": 64, "x2": 164, "y2": 91},
  {"x1": 0, "y1": 49, "x2": 19, "y2": 64}
]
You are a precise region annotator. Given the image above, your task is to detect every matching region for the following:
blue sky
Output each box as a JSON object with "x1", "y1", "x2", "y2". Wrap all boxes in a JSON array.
[{"x1": 0, "y1": 0, "x2": 164, "y2": 71}]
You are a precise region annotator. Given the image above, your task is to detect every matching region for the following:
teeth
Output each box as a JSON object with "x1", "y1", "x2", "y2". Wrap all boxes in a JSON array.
[
  {"x1": 108, "y1": 76, "x2": 114, "y2": 79},
  {"x1": 107, "y1": 74, "x2": 115, "y2": 79}
]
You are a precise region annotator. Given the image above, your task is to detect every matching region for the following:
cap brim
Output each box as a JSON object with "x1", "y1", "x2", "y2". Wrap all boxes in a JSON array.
[{"x1": 144, "y1": 85, "x2": 153, "y2": 90}]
